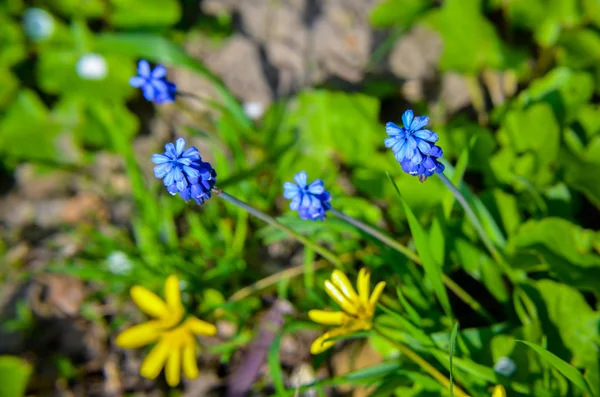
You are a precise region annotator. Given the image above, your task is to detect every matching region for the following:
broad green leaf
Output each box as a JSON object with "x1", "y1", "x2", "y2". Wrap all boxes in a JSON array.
[
  {"x1": 425, "y1": 0, "x2": 520, "y2": 72},
  {"x1": 369, "y1": 0, "x2": 433, "y2": 28},
  {"x1": 508, "y1": 218, "x2": 600, "y2": 290},
  {"x1": 0, "y1": 356, "x2": 32, "y2": 397},
  {"x1": 109, "y1": 0, "x2": 180, "y2": 27},
  {"x1": 517, "y1": 341, "x2": 595, "y2": 396},
  {"x1": 388, "y1": 174, "x2": 452, "y2": 317}
]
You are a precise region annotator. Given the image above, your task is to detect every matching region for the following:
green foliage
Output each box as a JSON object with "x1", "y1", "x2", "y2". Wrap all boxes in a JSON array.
[
  {"x1": 2, "y1": 1, "x2": 600, "y2": 396},
  {"x1": 0, "y1": 356, "x2": 32, "y2": 397}
]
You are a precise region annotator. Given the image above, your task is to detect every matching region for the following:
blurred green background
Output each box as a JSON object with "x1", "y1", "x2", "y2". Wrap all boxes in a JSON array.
[{"x1": 1, "y1": 0, "x2": 600, "y2": 396}]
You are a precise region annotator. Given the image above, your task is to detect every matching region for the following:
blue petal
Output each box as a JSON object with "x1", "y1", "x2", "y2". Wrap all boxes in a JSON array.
[
  {"x1": 294, "y1": 171, "x2": 308, "y2": 188},
  {"x1": 182, "y1": 147, "x2": 201, "y2": 159},
  {"x1": 176, "y1": 178, "x2": 188, "y2": 191},
  {"x1": 430, "y1": 146, "x2": 443, "y2": 158},
  {"x1": 164, "y1": 170, "x2": 175, "y2": 186},
  {"x1": 173, "y1": 167, "x2": 184, "y2": 182},
  {"x1": 151, "y1": 79, "x2": 168, "y2": 95},
  {"x1": 422, "y1": 156, "x2": 436, "y2": 172},
  {"x1": 283, "y1": 182, "x2": 300, "y2": 198},
  {"x1": 151, "y1": 65, "x2": 167, "y2": 79},
  {"x1": 410, "y1": 116, "x2": 429, "y2": 131},
  {"x1": 406, "y1": 136, "x2": 417, "y2": 152},
  {"x1": 154, "y1": 163, "x2": 172, "y2": 178},
  {"x1": 413, "y1": 129, "x2": 438, "y2": 142},
  {"x1": 183, "y1": 165, "x2": 200, "y2": 178},
  {"x1": 142, "y1": 84, "x2": 155, "y2": 101},
  {"x1": 152, "y1": 154, "x2": 170, "y2": 164},
  {"x1": 385, "y1": 122, "x2": 402, "y2": 137},
  {"x1": 301, "y1": 194, "x2": 311, "y2": 209},
  {"x1": 411, "y1": 150, "x2": 423, "y2": 164},
  {"x1": 175, "y1": 138, "x2": 186, "y2": 156},
  {"x1": 307, "y1": 180, "x2": 325, "y2": 195},
  {"x1": 416, "y1": 139, "x2": 431, "y2": 155},
  {"x1": 384, "y1": 137, "x2": 398, "y2": 148},
  {"x1": 138, "y1": 60, "x2": 151, "y2": 78},
  {"x1": 165, "y1": 142, "x2": 176, "y2": 156},
  {"x1": 436, "y1": 161, "x2": 445, "y2": 173},
  {"x1": 401, "y1": 110, "x2": 414, "y2": 129},
  {"x1": 290, "y1": 195, "x2": 301, "y2": 210},
  {"x1": 129, "y1": 76, "x2": 146, "y2": 88}
]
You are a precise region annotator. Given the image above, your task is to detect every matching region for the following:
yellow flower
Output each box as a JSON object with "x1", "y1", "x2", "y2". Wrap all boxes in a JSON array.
[
  {"x1": 308, "y1": 268, "x2": 386, "y2": 354},
  {"x1": 115, "y1": 275, "x2": 217, "y2": 387},
  {"x1": 492, "y1": 385, "x2": 506, "y2": 397}
]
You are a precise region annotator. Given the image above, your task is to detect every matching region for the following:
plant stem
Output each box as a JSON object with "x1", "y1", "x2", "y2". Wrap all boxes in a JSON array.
[
  {"x1": 214, "y1": 189, "x2": 343, "y2": 269},
  {"x1": 373, "y1": 326, "x2": 470, "y2": 397},
  {"x1": 437, "y1": 173, "x2": 514, "y2": 279},
  {"x1": 329, "y1": 208, "x2": 493, "y2": 322},
  {"x1": 229, "y1": 262, "x2": 326, "y2": 301}
]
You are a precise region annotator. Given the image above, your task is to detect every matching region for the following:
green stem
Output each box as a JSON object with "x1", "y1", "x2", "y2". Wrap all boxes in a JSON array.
[
  {"x1": 329, "y1": 208, "x2": 494, "y2": 322},
  {"x1": 373, "y1": 326, "x2": 469, "y2": 397},
  {"x1": 214, "y1": 189, "x2": 343, "y2": 269},
  {"x1": 437, "y1": 173, "x2": 515, "y2": 279}
]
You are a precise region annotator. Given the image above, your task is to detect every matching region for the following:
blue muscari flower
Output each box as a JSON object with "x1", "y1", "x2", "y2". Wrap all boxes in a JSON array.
[
  {"x1": 130, "y1": 60, "x2": 177, "y2": 104},
  {"x1": 152, "y1": 138, "x2": 217, "y2": 205},
  {"x1": 283, "y1": 171, "x2": 331, "y2": 221},
  {"x1": 385, "y1": 109, "x2": 444, "y2": 181}
]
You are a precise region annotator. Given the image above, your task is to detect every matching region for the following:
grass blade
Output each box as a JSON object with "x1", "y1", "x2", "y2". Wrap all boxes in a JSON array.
[
  {"x1": 517, "y1": 340, "x2": 595, "y2": 396},
  {"x1": 449, "y1": 323, "x2": 459, "y2": 397},
  {"x1": 387, "y1": 173, "x2": 452, "y2": 317}
]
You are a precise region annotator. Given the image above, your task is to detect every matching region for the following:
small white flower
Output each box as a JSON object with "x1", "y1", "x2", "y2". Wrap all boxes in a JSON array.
[
  {"x1": 243, "y1": 102, "x2": 265, "y2": 120},
  {"x1": 76, "y1": 53, "x2": 108, "y2": 80},
  {"x1": 494, "y1": 356, "x2": 517, "y2": 377},
  {"x1": 22, "y1": 8, "x2": 55, "y2": 42},
  {"x1": 106, "y1": 251, "x2": 132, "y2": 275}
]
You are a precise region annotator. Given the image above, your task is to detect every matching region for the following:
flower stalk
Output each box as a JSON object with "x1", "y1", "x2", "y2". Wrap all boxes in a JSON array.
[
  {"x1": 436, "y1": 173, "x2": 515, "y2": 280},
  {"x1": 329, "y1": 208, "x2": 493, "y2": 322}
]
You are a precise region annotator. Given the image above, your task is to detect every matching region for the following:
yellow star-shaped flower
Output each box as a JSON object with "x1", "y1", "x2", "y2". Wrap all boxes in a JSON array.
[
  {"x1": 115, "y1": 275, "x2": 217, "y2": 387},
  {"x1": 492, "y1": 385, "x2": 506, "y2": 397},
  {"x1": 308, "y1": 268, "x2": 386, "y2": 354}
]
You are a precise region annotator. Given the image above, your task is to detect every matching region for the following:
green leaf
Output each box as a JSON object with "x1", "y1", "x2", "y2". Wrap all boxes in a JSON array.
[
  {"x1": 449, "y1": 323, "x2": 459, "y2": 397},
  {"x1": 369, "y1": 0, "x2": 433, "y2": 28},
  {"x1": 0, "y1": 356, "x2": 32, "y2": 397},
  {"x1": 425, "y1": 0, "x2": 521, "y2": 72},
  {"x1": 517, "y1": 340, "x2": 595, "y2": 396},
  {"x1": 508, "y1": 218, "x2": 600, "y2": 290},
  {"x1": 343, "y1": 361, "x2": 402, "y2": 380},
  {"x1": 109, "y1": 0, "x2": 181, "y2": 27},
  {"x1": 267, "y1": 331, "x2": 286, "y2": 396},
  {"x1": 387, "y1": 174, "x2": 452, "y2": 317}
]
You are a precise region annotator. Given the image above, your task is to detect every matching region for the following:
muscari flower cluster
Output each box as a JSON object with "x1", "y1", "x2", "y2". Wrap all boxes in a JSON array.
[
  {"x1": 283, "y1": 171, "x2": 331, "y2": 221},
  {"x1": 115, "y1": 275, "x2": 217, "y2": 387},
  {"x1": 384, "y1": 109, "x2": 445, "y2": 182},
  {"x1": 152, "y1": 138, "x2": 217, "y2": 205},
  {"x1": 130, "y1": 59, "x2": 177, "y2": 104}
]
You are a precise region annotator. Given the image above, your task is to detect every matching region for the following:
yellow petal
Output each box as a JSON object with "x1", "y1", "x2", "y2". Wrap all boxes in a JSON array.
[
  {"x1": 357, "y1": 268, "x2": 371, "y2": 307},
  {"x1": 165, "y1": 275, "x2": 183, "y2": 313},
  {"x1": 368, "y1": 281, "x2": 386, "y2": 309},
  {"x1": 331, "y1": 270, "x2": 359, "y2": 302},
  {"x1": 310, "y1": 335, "x2": 336, "y2": 355},
  {"x1": 182, "y1": 336, "x2": 200, "y2": 380},
  {"x1": 184, "y1": 317, "x2": 217, "y2": 336},
  {"x1": 309, "y1": 327, "x2": 350, "y2": 355},
  {"x1": 308, "y1": 310, "x2": 348, "y2": 325},
  {"x1": 165, "y1": 344, "x2": 181, "y2": 387},
  {"x1": 325, "y1": 280, "x2": 358, "y2": 315},
  {"x1": 492, "y1": 385, "x2": 506, "y2": 397},
  {"x1": 131, "y1": 286, "x2": 169, "y2": 318},
  {"x1": 140, "y1": 338, "x2": 170, "y2": 380},
  {"x1": 115, "y1": 321, "x2": 161, "y2": 349}
]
